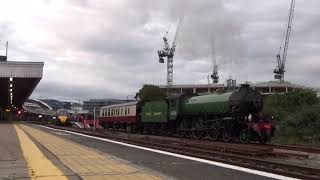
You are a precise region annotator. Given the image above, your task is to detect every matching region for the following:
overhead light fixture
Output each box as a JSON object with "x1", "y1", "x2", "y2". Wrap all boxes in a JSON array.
[
  {"x1": 9, "y1": 77, "x2": 13, "y2": 82},
  {"x1": 10, "y1": 84, "x2": 12, "y2": 87}
]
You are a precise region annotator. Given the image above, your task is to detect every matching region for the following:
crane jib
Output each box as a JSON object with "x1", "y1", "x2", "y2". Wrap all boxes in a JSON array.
[
  {"x1": 274, "y1": 0, "x2": 295, "y2": 82},
  {"x1": 157, "y1": 16, "x2": 184, "y2": 86}
]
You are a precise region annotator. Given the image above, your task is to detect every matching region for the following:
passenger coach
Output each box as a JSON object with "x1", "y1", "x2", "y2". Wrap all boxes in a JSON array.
[{"x1": 99, "y1": 101, "x2": 139, "y2": 130}]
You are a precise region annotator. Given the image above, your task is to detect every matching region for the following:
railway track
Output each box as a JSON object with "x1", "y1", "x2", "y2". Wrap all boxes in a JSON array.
[
  {"x1": 30, "y1": 123, "x2": 320, "y2": 180},
  {"x1": 128, "y1": 138, "x2": 320, "y2": 180},
  {"x1": 265, "y1": 144, "x2": 320, "y2": 154}
]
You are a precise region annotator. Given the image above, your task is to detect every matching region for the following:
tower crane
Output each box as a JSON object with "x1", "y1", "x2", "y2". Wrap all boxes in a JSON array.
[
  {"x1": 210, "y1": 39, "x2": 219, "y2": 84},
  {"x1": 158, "y1": 16, "x2": 184, "y2": 86},
  {"x1": 274, "y1": 0, "x2": 295, "y2": 82}
]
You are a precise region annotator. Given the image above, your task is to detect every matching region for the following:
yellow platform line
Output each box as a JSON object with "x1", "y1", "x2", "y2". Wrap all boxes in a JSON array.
[
  {"x1": 14, "y1": 124, "x2": 68, "y2": 180},
  {"x1": 18, "y1": 124, "x2": 162, "y2": 180}
]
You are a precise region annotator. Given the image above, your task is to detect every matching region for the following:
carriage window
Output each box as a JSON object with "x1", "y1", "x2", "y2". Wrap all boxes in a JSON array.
[{"x1": 127, "y1": 107, "x2": 130, "y2": 115}]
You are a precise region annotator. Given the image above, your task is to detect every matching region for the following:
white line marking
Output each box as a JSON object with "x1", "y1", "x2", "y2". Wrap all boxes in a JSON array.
[{"x1": 36, "y1": 125, "x2": 299, "y2": 180}]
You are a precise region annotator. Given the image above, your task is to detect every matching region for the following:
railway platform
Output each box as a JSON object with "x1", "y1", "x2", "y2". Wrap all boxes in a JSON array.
[
  {"x1": 0, "y1": 122, "x2": 161, "y2": 179},
  {"x1": 0, "y1": 122, "x2": 290, "y2": 180}
]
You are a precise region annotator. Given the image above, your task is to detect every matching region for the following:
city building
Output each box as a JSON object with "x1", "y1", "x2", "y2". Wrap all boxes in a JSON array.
[
  {"x1": 71, "y1": 102, "x2": 87, "y2": 114},
  {"x1": 60, "y1": 101, "x2": 72, "y2": 110},
  {"x1": 159, "y1": 81, "x2": 309, "y2": 96},
  {"x1": 82, "y1": 99, "x2": 133, "y2": 115}
]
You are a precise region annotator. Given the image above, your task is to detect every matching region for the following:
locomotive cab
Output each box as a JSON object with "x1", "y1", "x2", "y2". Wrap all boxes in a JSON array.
[{"x1": 56, "y1": 109, "x2": 71, "y2": 126}]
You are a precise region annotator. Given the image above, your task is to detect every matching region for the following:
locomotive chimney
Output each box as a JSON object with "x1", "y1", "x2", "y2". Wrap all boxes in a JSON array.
[{"x1": 240, "y1": 84, "x2": 250, "y2": 89}]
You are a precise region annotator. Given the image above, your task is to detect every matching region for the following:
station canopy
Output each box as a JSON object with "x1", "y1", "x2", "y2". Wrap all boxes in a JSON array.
[{"x1": 0, "y1": 61, "x2": 44, "y2": 109}]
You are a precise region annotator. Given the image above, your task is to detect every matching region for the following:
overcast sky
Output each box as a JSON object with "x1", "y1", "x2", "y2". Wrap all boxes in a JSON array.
[{"x1": 0, "y1": 0, "x2": 319, "y2": 101}]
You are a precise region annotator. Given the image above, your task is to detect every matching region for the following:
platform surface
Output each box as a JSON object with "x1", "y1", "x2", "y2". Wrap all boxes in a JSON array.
[
  {"x1": 0, "y1": 122, "x2": 278, "y2": 180},
  {"x1": 0, "y1": 123, "x2": 29, "y2": 179}
]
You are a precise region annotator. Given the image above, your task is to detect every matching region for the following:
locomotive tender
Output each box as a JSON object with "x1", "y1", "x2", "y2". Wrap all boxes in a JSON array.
[{"x1": 99, "y1": 84, "x2": 274, "y2": 143}]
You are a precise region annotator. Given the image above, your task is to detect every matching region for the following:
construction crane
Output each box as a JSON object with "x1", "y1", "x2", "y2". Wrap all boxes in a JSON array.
[
  {"x1": 158, "y1": 16, "x2": 184, "y2": 86},
  {"x1": 210, "y1": 39, "x2": 219, "y2": 84},
  {"x1": 274, "y1": 0, "x2": 295, "y2": 82}
]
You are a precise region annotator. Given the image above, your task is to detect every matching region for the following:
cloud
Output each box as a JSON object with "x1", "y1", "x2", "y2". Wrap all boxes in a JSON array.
[
  {"x1": 32, "y1": 81, "x2": 123, "y2": 101},
  {"x1": 0, "y1": 0, "x2": 319, "y2": 101}
]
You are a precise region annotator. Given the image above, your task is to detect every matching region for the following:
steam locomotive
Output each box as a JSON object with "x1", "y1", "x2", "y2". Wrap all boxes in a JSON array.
[{"x1": 99, "y1": 84, "x2": 275, "y2": 143}]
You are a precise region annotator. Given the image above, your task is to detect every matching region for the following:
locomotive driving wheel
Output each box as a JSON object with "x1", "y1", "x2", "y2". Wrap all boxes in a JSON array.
[
  {"x1": 177, "y1": 119, "x2": 189, "y2": 138},
  {"x1": 185, "y1": 130, "x2": 192, "y2": 138},
  {"x1": 222, "y1": 129, "x2": 231, "y2": 142},
  {"x1": 177, "y1": 130, "x2": 185, "y2": 138},
  {"x1": 207, "y1": 128, "x2": 219, "y2": 141},
  {"x1": 191, "y1": 118, "x2": 204, "y2": 139},
  {"x1": 192, "y1": 130, "x2": 203, "y2": 139},
  {"x1": 239, "y1": 129, "x2": 250, "y2": 144}
]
